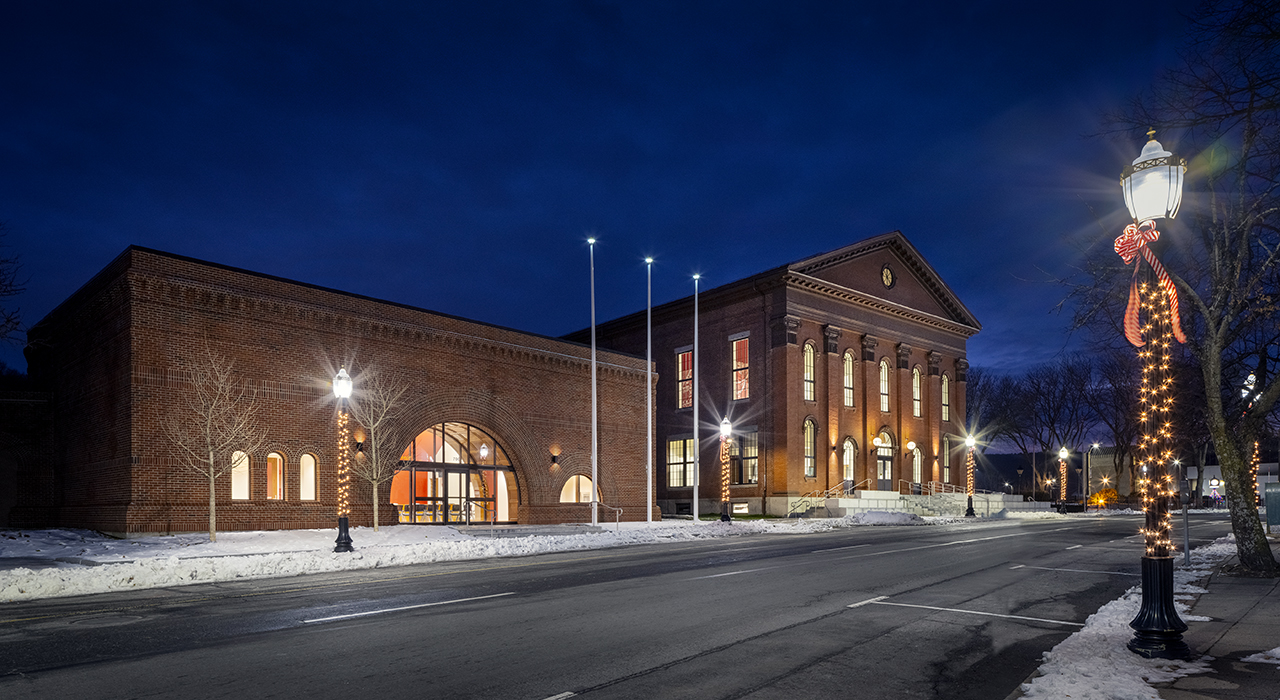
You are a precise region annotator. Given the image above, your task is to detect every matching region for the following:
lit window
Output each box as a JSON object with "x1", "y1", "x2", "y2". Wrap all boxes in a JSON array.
[
  {"x1": 803, "y1": 343, "x2": 816, "y2": 401},
  {"x1": 266, "y1": 452, "x2": 284, "y2": 500},
  {"x1": 559, "y1": 475, "x2": 599, "y2": 503},
  {"x1": 942, "y1": 436, "x2": 951, "y2": 483},
  {"x1": 843, "y1": 352, "x2": 855, "y2": 407},
  {"x1": 667, "y1": 437, "x2": 696, "y2": 488},
  {"x1": 803, "y1": 419, "x2": 817, "y2": 478},
  {"x1": 677, "y1": 351, "x2": 693, "y2": 409},
  {"x1": 231, "y1": 451, "x2": 249, "y2": 500},
  {"x1": 731, "y1": 337, "x2": 749, "y2": 400},
  {"x1": 730, "y1": 429, "x2": 758, "y2": 484},
  {"x1": 879, "y1": 360, "x2": 890, "y2": 412},
  {"x1": 942, "y1": 374, "x2": 951, "y2": 422},
  {"x1": 912, "y1": 448, "x2": 923, "y2": 484},
  {"x1": 300, "y1": 454, "x2": 317, "y2": 501},
  {"x1": 912, "y1": 368, "x2": 922, "y2": 418}
]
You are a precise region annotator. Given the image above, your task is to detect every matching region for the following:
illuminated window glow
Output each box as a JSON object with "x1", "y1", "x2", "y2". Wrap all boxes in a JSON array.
[
  {"x1": 912, "y1": 368, "x2": 922, "y2": 417},
  {"x1": 730, "y1": 429, "x2": 758, "y2": 484},
  {"x1": 843, "y1": 352, "x2": 855, "y2": 407},
  {"x1": 559, "y1": 475, "x2": 599, "y2": 503},
  {"x1": 879, "y1": 360, "x2": 890, "y2": 412},
  {"x1": 677, "y1": 350, "x2": 693, "y2": 408},
  {"x1": 299, "y1": 453, "x2": 316, "y2": 501},
  {"x1": 267, "y1": 452, "x2": 284, "y2": 500},
  {"x1": 231, "y1": 451, "x2": 249, "y2": 500},
  {"x1": 667, "y1": 437, "x2": 696, "y2": 487},
  {"x1": 731, "y1": 337, "x2": 749, "y2": 400},
  {"x1": 803, "y1": 419, "x2": 817, "y2": 478},
  {"x1": 803, "y1": 343, "x2": 816, "y2": 401},
  {"x1": 942, "y1": 374, "x2": 951, "y2": 422}
]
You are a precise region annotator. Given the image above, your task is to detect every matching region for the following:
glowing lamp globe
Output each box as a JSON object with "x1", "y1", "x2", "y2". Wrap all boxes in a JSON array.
[
  {"x1": 333, "y1": 368, "x2": 353, "y2": 399},
  {"x1": 964, "y1": 435, "x2": 975, "y2": 448},
  {"x1": 720, "y1": 417, "x2": 731, "y2": 439},
  {"x1": 1059, "y1": 447, "x2": 1069, "y2": 460},
  {"x1": 1121, "y1": 132, "x2": 1186, "y2": 222}
]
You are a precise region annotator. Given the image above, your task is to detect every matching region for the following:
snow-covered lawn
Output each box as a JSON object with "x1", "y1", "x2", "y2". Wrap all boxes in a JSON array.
[
  {"x1": 1017, "y1": 536, "x2": 1239, "y2": 700},
  {"x1": 0, "y1": 510, "x2": 950, "y2": 602}
]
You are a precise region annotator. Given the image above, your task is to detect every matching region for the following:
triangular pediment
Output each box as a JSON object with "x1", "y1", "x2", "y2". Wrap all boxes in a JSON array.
[{"x1": 787, "y1": 231, "x2": 980, "y2": 330}]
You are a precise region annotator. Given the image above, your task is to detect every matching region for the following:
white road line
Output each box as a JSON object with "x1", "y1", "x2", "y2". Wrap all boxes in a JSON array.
[
  {"x1": 1018, "y1": 565, "x2": 1138, "y2": 577},
  {"x1": 869, "y1": 601, "x2": 1084, "y2": 627},
  {"x1": 689, "y1": 567, "x2": 775, "y2": 580},
  {"x1": 1065, "y1": 544, "x2": 1083, "y2": 550},
  {"x1": 1009, "y1": 565, "x2": 1025, "y2": 569},
  {"x1": 541, "y1": 693, "x2": 576, "y2": 700},
  {"x1": 846, "y1": 596, "x2": 889, "y2": 608},
  {"x1": 812, "y1": 543, "x2": 871, "y2": 553},
  {"x1": 830, "y1": 526, "x2": 1080, "y2": 562},
  {"x1": 303, "y1": 592, "x2": 516, "y2": 623}
]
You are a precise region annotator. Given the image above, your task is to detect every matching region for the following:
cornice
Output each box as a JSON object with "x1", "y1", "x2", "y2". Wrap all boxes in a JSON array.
[{"x1": 782, "y1": 272, "x2": 980, "y2": 339}]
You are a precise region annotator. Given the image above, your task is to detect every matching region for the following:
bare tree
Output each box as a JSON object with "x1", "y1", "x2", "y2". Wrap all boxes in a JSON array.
[
  {"x1": 0, "y1": 223, "x2": 23, "y2": 344},
  {"x1": 1085, "y1": 349, "x2": 1142, "y2": 494},
  {"x1": 1084, "y1": 0, "x2": 1280, "y2": 573},
  {"x1": 346, "y1": 369, "x2": 409, "y2": 531},
  {"x1": 162, "y1": 345, "x2": 268, "y2": 542}
]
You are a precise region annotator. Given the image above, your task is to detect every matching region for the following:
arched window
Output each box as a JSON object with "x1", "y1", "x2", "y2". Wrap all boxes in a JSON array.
[
  {"x1": 912, "y1": 447, "x2": 923, "y2": 484},
  {"x1": 879, "y1": 360, "x2": 890, "y2": 412},
  {"x1": 267, "y1": 452, "x2": 284, "y2": 500},
  {"x1": 559, "y1": 475, "x2": 599, "y2": 503},
  {"x1": 842, "y1": 438, "x2": 856, "y2": 482},
  {"x1": 942, "y1": 436, "x2": 951, "y2": 483},
  {"x1": 231, "y1": 451, "x2": 249, "y2": 500},
  {"x1": 912, "y1": 368, "x2": 922, "y2": 418},
  {"x1": 299, "y1": 454, "x2": 317, "y2": 501},
  {"x1": 942, "y1": 374, "x2": 951, "y2": 422},
  {"x1": 803, "y1": 419, "x2": 817, "y2": 478},
  {"x1": 843, "y1": 352, "x2": 855, "y2": 407},
  {"x1": 803, "y1": 343, "x2": 816, "y2": 401}
]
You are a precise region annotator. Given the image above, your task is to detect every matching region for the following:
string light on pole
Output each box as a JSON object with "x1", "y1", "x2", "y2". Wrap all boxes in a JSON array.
[
  {"x1": 964, "y1": 435, "x2": 976, "y2": 517},
  {"x1": 333, "y1": 367, "x2": 354, "y2": 553},
  {"x1": 1251, "y1": 440, "x2": 1260, "y2": 505},
  {"x1": 1058, "y1": 447, "x2": 1069, "y2": 503},
  {"x1": 719, "y1": 417, "x2": 731, "y2": 522}
]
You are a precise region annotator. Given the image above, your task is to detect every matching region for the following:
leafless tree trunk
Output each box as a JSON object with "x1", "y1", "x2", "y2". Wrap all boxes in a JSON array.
[
  {"x1": 162, "y1": 344, "x2": 268, "y2": 542},
  {"x1": 0, "y1": 223, "x2": 24, "y2": 344},
  {"x1": 346, "y1": 369, "x2": 409, "y2": 532}
]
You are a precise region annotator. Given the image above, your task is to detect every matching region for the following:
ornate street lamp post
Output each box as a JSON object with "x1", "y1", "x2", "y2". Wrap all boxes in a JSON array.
[
  {"x1": 719, "y1": 417, "x2": 732, "y2": 522},
  {"x1": 1116, "y1": 130, "x2": 1189, "y2": 659},
  {"x1": 333, "y1": 367, "x2": 355, "y2": 553},
  {"x1": 964, "y1": 435, "x2": 976, "y2": 517},
  {"x1": 1058, "y1": 447, "x2": 1069, "y2": 504}
]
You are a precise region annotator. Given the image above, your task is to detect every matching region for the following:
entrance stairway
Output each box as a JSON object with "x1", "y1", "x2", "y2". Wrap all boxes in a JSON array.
[{"x1": 786, "y1": 480, "x2": 1053, "y2": 518}]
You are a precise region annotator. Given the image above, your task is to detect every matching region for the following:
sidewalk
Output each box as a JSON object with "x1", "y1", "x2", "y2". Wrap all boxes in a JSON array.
[{"x1": 1156, "y1": 553, "x2": 1280, "y2": 700}]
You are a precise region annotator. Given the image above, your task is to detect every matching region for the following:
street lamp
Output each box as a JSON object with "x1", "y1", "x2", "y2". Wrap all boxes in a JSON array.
[
  {"x1": 1117, "y1": 130, "x2": 1189, "y2": 659},
  {"x1": 964, "y1": 435, "x2": 976, "y2": 517},
  {"x1": 719, "y1": 417, "x2": 732, "y2": 522},
  {"x1": 333, "y1": 367, "x2": 354, "y2": 553},
  {"x1": 1058, "y1": 447, "x2": 1069, "y2": 504},
  {"x1": 1086, "y1": 443, "x2": 1100, "y2": 511}
]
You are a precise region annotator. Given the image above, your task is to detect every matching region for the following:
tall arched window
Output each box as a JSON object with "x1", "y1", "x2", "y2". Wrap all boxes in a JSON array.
[
  {"x1": 942, "y1": 436, "x2": 952, "y2": 483},
  {"x1": 231, "y1": 451, "x2": 249, "y2": 500},
  {"x1": 299, "y1": 454, "x2": 317, "y2": 501},
  {"x1": 802, "y1": 343, "x2": 816, "y2": 401},
  {"x1": 912, "y1": 368, "x2": 922, "y2": 417},
  {"x1": 942, "y1": 374, "x2": 951, "y2": 422},
  {"x1": 559, "y1": 475, "x2": 599, "y2": 503},
  {"x1": 912, "y1": 447, "x2": 923, "y2": 484},
  {"x1": 879, "y1": 360, "x2": 890, "y2": 412},
  {"x1": 843, "y1": 352, "x2": 855, "y2": 407},
  {"x1": 842, "y1": 438, "x2": 856, "y2": 482},
  {"x1": 267, "y1": 452, "x2": 284, "y2": 500},
  {"x1": 803, "y1": 419, "x2": 817, "y2": 478}
]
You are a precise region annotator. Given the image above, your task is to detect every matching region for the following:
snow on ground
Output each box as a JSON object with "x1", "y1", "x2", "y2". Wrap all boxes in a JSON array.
[
  {"x1": 1241, "y1": 647, "x2": 1280, "y2": 665},
  {"x1": 1017, "y1": 535, "x2": 1240, "y2": 700},
  {"x1": 0, "y1": 511, "x2": 958, "y2": 602}
]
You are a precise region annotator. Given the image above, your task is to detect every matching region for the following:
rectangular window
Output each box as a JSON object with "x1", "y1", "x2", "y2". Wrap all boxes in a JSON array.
[
  {"x1": 731, "y1": 337, "x2": 749, "y2": 400},
  {"x1": 667, "y1": 437, "x2": 696, "y2": 488},
  {"x1": 843, "y1": 353, "x2": 855, "y2": 407},
  {"x1": 803, "y1": 420, "x2": 817, "y2": 478},
  {"x1": 730, "y1": 430, "x2": 759, "y2": 484},
  {"x1": 942, "y1": 375, "x2": 951, "y2": 422},
  {"x1": 231, "y1": 452, "x2": 249, "y2": 500},
  {"x1": 677, "y1": 351, "x2": 693, "y2": 409},
  {"x1": 912, "y1": 369, "x2": 922, "y2": 418},
  {"x1": 803, "y1": 344, "x2": 816, "y2": 402},
  {"x1": 879, "y1": 361, "x2": 890, "y2": 412}
]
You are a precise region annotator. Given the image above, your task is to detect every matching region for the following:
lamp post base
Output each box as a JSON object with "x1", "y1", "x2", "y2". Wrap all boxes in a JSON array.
[
  {"x1": 334, "y1": 515, "x2": 354, "y2": 553},
  {"x1": 1128, "y1": 555, "x2": 1190, "y2": 659},
  {"x1": 964, "y1": 496, "x2": 976, "y2": 517},
  {"x1": 720, "y1": 501, "x2": 731, "y2": 522}
]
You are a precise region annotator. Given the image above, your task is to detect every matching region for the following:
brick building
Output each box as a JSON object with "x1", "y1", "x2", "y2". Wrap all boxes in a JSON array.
[
  {"x1": 10, "y1": 247, "x2": 654, "y2": 535},
  {"x1": 569, "y1": 231, "x2": 980, "y2": 517}
]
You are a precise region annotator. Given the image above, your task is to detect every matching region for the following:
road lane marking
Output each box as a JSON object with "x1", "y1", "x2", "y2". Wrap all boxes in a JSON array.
[
  {"x1": 869, "y1": 601, "x2": 1083, "y2": 626},
  {"x1": 302, "y1": 591, "x2": 516, "y2": 623},
  {"x1": 830, "y1": 526, "x2": 1081, "y2": 562},
  {"x1": 1065, "y1": 545, "x2": 1083, "y2": 550},
  {"x1": 812, "y1": 543, "x2": 871, "y2": 553},
  {"x1": 541, "y1": 693, "x2": 576, "y2": 700},
  {"x1": 1016, "y1": 565, "x2": 1138, "y2": 577},
  {"x1": 689, "y1": 567, "x2": 776, "y2": 580},
  {"x1": 846, "y1": 596, "x2": 889, "y2": 608}
]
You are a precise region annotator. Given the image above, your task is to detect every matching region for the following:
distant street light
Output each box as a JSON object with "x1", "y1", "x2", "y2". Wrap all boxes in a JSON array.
[
  {"x1": 719, "y1": 417, "x2": 732, "y2": 522},
  {"x1": 333, "y1": 368, "x2": 354, "y2": 553}
]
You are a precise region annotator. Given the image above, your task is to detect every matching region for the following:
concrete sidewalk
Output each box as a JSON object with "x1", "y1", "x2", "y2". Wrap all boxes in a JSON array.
[{"x1": 1157, "y1": 554, "x2": 1280, "y2": 699}]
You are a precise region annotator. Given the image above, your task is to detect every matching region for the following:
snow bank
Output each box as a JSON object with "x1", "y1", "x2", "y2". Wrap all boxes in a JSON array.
[
  {"x1": 0, "y1": 514, "x2": 953, "y2": 602},
  {"x1": 1018, "y1": 535, "x2": 1238, "y2": 699},
  {"x1": 1240, "y1": 647, "x2": 1280, "y2": 665}
]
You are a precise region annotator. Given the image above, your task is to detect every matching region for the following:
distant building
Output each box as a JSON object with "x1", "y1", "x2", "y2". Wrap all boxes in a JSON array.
[
  {"x1": 9, "y1": 247, "x2": 653, "y2": 535},
  {"x1": 570, "y1": 231, "x2": 980, "y2": 517}
]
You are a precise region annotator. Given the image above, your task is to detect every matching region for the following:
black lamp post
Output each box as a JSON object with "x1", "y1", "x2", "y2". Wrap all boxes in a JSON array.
[
  {"x1": 333, "y1": 367, "x2": 355, "y2": 553},
  {"x1": 964, "y1": 435, "x2": 976, "y2": 517},
  {"x1": 719, "y1": 417, "x2": 732, "y2": 522}
]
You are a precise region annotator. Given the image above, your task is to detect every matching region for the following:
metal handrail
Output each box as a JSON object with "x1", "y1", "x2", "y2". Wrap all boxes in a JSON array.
[{"x1": 596, "y1": 502, "x2": 623, "y2": 532}]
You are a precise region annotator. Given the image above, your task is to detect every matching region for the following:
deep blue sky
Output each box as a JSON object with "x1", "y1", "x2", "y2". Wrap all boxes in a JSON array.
[{"x1": 0, "y1": 1, "x2": 1198, "y2": 374}]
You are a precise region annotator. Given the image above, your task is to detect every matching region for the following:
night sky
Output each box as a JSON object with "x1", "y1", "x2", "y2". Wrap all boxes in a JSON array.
[{"x1": 0, "y1": 1, "x2": 1199, "y2": 375}]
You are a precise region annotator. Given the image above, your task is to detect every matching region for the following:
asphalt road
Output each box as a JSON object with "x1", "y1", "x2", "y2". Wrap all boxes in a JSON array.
[{"x1": 0, "y1": 514, "x2": 1234, "y2": 699}]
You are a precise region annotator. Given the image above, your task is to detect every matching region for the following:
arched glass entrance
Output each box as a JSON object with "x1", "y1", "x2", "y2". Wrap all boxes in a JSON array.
[{"x1": 390, "y1": 422, "x2": 519, "y2": 524}]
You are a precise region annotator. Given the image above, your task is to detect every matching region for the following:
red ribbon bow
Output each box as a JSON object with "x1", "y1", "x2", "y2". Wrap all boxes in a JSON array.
[{"x1": 1114, "y1": 219, "x2": 1186, "y2": 347}]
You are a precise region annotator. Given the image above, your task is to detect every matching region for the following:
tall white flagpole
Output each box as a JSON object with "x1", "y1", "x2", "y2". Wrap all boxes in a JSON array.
[
  {"x1": 646, "y1": 257, "x2": 654, "y2": 523},
  {"x1": 589, "y1": 238, "x2": 598, "y2": 526},
  {"x1": 692, "y1": 274, "x2": 700, "y2": 522}
]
